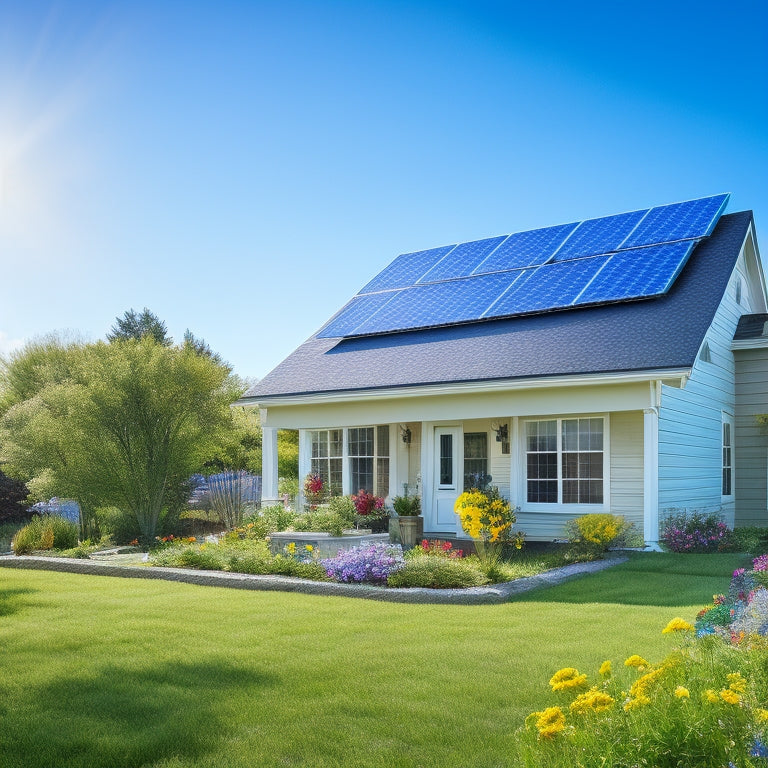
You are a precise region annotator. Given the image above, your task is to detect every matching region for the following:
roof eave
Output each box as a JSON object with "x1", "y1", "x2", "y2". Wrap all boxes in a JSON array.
[{"x1": 237, "y1": 367, "x2": 692, "y2": 409}]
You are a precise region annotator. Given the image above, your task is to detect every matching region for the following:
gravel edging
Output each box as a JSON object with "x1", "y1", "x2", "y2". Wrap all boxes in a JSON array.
[{"x1": 0, "y1": 554, "x2": 628, "y2": 605}]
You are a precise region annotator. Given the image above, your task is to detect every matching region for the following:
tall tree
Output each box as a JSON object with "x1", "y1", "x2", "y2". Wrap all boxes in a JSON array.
[
  {"x1": 1, "y1": 337, "x2": 237, "y2": 541},
  {"x1": 107, "y1": 308, "x2": 172, "y2": 346}
]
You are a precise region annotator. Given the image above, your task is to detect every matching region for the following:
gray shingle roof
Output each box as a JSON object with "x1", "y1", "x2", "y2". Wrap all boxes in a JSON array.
[{"x1": 247, "y1": 211, "x2": 754, "y2": 401}]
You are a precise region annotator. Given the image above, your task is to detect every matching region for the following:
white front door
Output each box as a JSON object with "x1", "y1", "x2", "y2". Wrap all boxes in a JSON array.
[{"x1": 432, "y1": 426, "x2": 462, "y2": 533}]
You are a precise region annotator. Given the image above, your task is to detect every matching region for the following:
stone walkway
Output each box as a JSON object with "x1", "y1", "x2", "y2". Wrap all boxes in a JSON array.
[{"x1": 0, "y1": 553, "x2": 627, "y2": 604}]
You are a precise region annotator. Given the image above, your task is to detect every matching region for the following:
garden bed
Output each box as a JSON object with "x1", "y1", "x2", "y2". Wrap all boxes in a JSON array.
[{"x1": 0, "y1": 552, "x2": 627, "y2": 604}]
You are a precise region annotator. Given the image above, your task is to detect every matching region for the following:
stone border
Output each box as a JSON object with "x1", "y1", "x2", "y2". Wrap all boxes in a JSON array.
[{"x1": 0, "y1": 554, "x2": 627, "y2": 605}]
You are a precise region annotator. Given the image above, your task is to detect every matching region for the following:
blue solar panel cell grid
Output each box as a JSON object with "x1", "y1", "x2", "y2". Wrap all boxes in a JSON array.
[
  {"x1": 551, "y1": 209, "x2": 649, "y2": 262},
  {"x1": 575, "y1": 241, "x2": 695, "y2": 306},
  {"x1": 473, "y1": 222, "x2": 579, "y2": 273},
  {"x1": 317, "y1": 292, "x2": 399, "y2": 338},
  {"x1": 619, "y1": 193, "x2": 729, "y2": 249},
  {"x1": 350, "y1": 271, "x2": 520, "y2": 336},
  {"x1": 417, "y1": 235, "x2": 507, "y2": 283},
  {"x1": 486, "y1": 256, "x2": 609, "y2": 318},
  {"x1": 358, "y1": 244, "x2": 456, "y2": 294}
]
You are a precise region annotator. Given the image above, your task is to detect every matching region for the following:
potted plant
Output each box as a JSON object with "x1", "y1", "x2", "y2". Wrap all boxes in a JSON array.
[{"x1": 389, "y1": 487, "x2": 423, "y2": 549}]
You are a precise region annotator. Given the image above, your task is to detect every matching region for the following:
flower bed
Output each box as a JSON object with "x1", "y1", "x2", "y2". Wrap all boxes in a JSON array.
[{"x1": 517, "y1": 554, "x2": 768, "y2": 766}]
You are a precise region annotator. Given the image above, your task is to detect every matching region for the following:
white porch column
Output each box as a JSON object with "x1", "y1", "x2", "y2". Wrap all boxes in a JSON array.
[
  {"x1": 643, "y1": 407, "x2": 660, "y2": 545},
  {"x1": 261, "y1": 424, "x2": 280, "y2": 506}
]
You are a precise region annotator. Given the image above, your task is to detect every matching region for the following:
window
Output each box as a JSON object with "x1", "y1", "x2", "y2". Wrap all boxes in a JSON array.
[
  {"x1": 722, "y1": 415, "x2": 733, "y2": 497},
  {"x1": 439, "y1": 434, "x2": 454, "y2": 487},
  {"x1": 348, "y1": 426, "x2": 389, "y2": 496},
  {"x1": 736, "y1": 277, "x2": 742, "y2": 305},
  {"x1": 700, "y1": 341, "x2": 711, "y2": 363},
  {"x1": 463, "y1": 432, "x2": 489, "y2": 490},
  {"x1": 526, "y1": 418, "x2": 605, "y2": 505},
  {"x1": 310, "y1": 429, "x2": 343, "y2": 496}
]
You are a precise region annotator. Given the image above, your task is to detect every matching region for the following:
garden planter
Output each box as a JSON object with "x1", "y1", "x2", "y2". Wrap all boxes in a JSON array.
[{"x1": 390, "y1": 515, "x2": 423, "y2": 549}]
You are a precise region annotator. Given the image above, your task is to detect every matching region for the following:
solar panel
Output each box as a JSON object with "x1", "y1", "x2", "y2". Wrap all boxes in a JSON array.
[
  {"x1": 574, "y1": 241, "x2": 696, "y2": 306},
  {"x1": 485, "y1": 256, "x2": 608, "y2": 318},
  {"x1": 315, "y1": 193, "x2": 729, "y2": 338},
  {"x1": 317, "y1": 292, "x2": 399, "y2": 338},
  {"x1": 359, "y1": 244, "x2": 456, "y2": 294},
  {"x1": 418, "y1": 235, "x2": 507, "y2": 283},
  {"x1": 552, "y1": 209, "x2": 648, "y2": 261},
  {"x1": 349, "y1": 271, "x2": 522, "y2": 336},
  {"x1": 619, "y1": 193, "x2": 729, "y2": 249},
  {"x1": 473, "y1": 222, "x2": 579, "y2": 273}
]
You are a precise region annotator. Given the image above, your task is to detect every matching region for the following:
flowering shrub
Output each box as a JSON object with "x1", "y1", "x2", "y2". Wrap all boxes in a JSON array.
[
  {"x1": 454, "y1": 487, "x2": 520, "y2": 544},
  {"x1": 351, "y1": 490, "x2": 385, "y2": 517},
  {"x1": 303, "y1": 473, "x2": 325, "y2": 507},
  {"x1": 565, "y1": 513, "x2": 639, "y2": 554},
  {"x1": 419, "y1": 539, "x2": 464, "y2": 558},
  {"x1": 321, "y1": 542, "x2": 404, "y2": 584},
  {"x1": 661, "y1": 510, "x2": 732, "y2": 553},
  {"x1": 282, "y1": 541, "x2": 316, "y2": 563},
  {"x1": 518, "y1": 617, "x2": 768, "y2": 766},
  {"x1": 696, "y1": 557, "x2": 768, "y2": 648}
]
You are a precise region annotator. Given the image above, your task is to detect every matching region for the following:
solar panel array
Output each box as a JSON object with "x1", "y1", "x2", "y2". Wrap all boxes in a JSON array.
[{"x1": 317, "y1": 193, "x2": 729, "y2": 339}]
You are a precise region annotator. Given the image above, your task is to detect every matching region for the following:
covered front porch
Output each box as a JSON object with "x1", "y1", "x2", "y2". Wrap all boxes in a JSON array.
[{"x1": 258, "y1": 374, "x2": 676, "y2": 544}]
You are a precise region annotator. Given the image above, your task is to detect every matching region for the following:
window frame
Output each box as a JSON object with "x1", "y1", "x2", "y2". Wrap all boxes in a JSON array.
[
  {"x1": 521, "y1": 414, "x2": 610, "y2": 513},
  {"x1": 347, "y1": 425, "x2": 390, "y2": 498},
  {"x1": 721, "y1": 412, "x2": 734, "y2": 501}
]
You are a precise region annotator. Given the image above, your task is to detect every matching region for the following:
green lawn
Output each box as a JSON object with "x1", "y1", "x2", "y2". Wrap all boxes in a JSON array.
[{"x1": 0, "y1": 552, "x2": 750, "y2": 768}]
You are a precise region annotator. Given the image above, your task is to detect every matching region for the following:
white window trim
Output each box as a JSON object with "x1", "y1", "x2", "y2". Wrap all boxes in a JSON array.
[
  {"x1": 519, "y1": 413, "x2": 611, "y2": 514},
  {"x1": 721, "y1": 411, "x2": 734, "y2": 502}
]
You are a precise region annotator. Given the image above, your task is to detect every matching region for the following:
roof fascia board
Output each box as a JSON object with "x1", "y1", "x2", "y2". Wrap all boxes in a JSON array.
[
  {"x1": 732, "y1": 338, "x2": 768, "y2": 351},
  {"x1": 239, "y1": 368, "x2": 691, "y2": 408},
  {"x1": 744, "y1": 221, "x2": 768, "y2": 311}
]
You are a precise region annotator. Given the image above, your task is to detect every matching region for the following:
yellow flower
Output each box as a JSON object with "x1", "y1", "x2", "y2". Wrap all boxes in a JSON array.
[
  {"x1": 533, "y1": 706, "x2": 566, "y2": 739},
  {"x1": 674, "y1": 686, "x2": 690, "y2": 699},
  {"x1": 629, "y1": 666, "x2": 666, "y2": 699},
  {"x1": 624, "y1": 655, "x2": 649, "y2": 670},
  {"x1": 286, "y1": 542, "x2": 296, "y2": 554},
  {"x1": 623, "y1": 694, "x2": 651, "y2": 711},
  {"x1": 727, "y1": 672, "x2": 747, "y2": 693},
  {"x1": 756, "y1": 709, "x2": 768, "y2": 723},
  {"x1": 719, "y1": 688, "x2": 741, "y2": 705},
  {"x1": 305, "y1": 544, "x2": 314, "y2": 553},
  {"x1": 704, "y1": 689, "x2": 719, "y2": 704},
  {"x1": 549, "y1": 667, "x2": 588, "y2": 692},
  {"x1": 569, "y1": 686, "x2": 615, "y2": 715},
  {"x1": 662, "y1": 618, "x2": 695, "y2": 634},
  {"x1": 599, "y1": 660, "x2": 612, "y2": 677}
]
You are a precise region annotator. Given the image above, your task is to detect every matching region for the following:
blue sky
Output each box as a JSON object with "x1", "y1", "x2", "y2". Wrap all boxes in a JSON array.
[{"x1": 1, "y1": 0, "x2": 766, "y2": 379}]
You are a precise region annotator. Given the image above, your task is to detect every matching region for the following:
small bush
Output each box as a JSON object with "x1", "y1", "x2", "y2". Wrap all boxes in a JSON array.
[
  {"x1": 12, "y1": 514, "x2": 79, "y2": 554},
  {"x1": 388, "y1": 554, "x2": 488, "y2": 589},
  {"x1": 96, "y1": 506, "x2": 142, "y2": 546},
  {"x1": 565, "y1": 513, "x2": 640, "y2": 554},
  {"x1": 392, "y1": 494, "x2": 421, "y2": 516},
  {"x1": 731, "y1": 526, "x2": 768, "y2": 554},
  {"x1": 241, "y1": 505, "x2": 296, "y2": 539},
  {"x1": 321, "y1": 542, "x2": 405, "y2": 584},
  {"x1": 294, "y1": 508, "x2": 350, "y2": 537},
  {"x1": 661, "y1": 510, "x2": 732, "y2": 553}
]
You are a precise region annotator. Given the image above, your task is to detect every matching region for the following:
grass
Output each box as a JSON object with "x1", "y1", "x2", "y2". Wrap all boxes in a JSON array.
[{"x1": 0, "y1": 551, "x2": 751, "y2": 768}]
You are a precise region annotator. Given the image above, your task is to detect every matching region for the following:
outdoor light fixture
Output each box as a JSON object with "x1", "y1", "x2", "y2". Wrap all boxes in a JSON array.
[
  {"x1": 490, "y1": 421, "x2": 508, "y2": 443},
  {"x1": 399, "y1": 424, "x2": 412, "y2": 444}
]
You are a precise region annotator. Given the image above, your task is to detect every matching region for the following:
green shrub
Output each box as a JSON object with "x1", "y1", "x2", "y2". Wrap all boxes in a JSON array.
[
  {"x1": 241, "y1": 505, "x2": 296, "y2": 539},
  {"x1": 392, "y1": 494, "x2": 421, "y2": 516},
  {"x1": 387, "y1": 554, "x2": 489, "y2": 589},
  {"x1": 12, "y1": 514, "x2": 79, "y2": 554},
  {"x1": 294, "y1": 506, "x2": 351, "y2": 537},
  {"x1": 731, "y1": 526, "x2": 768, "y2": 554},
  {"x1": 95, "y1": 507, "x2": 142, "y2": 545}
]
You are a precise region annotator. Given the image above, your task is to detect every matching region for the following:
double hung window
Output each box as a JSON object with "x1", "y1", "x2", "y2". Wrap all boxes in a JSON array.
[
  {"x1": 526, "y1": 417, "x2": 605, "y2": 505},
  {"x1": 309, "y1": 429, "x2": 343, "y2": 496}
]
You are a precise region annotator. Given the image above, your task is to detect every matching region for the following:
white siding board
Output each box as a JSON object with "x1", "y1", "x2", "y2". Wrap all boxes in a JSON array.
[
  {"x1": 609, "y1": 411, "x2": 644, "y2": 528},
  {"x1": 658, "y1": 264, "x2": 742, "y2": 523}
]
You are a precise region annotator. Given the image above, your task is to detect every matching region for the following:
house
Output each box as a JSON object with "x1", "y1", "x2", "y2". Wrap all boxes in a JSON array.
[{"x1": 241, "y1": 194, "x2": 767, "y2": 544}]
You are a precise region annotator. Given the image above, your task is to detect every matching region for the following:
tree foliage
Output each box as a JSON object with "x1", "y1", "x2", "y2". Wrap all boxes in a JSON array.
[
  {"x1": 0, "y1": 337, "x2": 237, "y2": 541},
  {"x1": 0, "y1": 469, "x2": 30, "y2": 523},
  {"x1": 107, "y1": 308, "x2": 171, "y2": 346}
]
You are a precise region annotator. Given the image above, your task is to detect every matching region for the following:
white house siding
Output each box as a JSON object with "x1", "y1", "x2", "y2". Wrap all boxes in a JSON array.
[
  {"x1": 609, "y1": 411, "x2": 644, "y2": 530},
  {"x1": 658, "y1": 268, "x2": 743, "y2": 527},
  {"x1": 734, "y1": 347, "x2": 768, "y2": 526}
]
